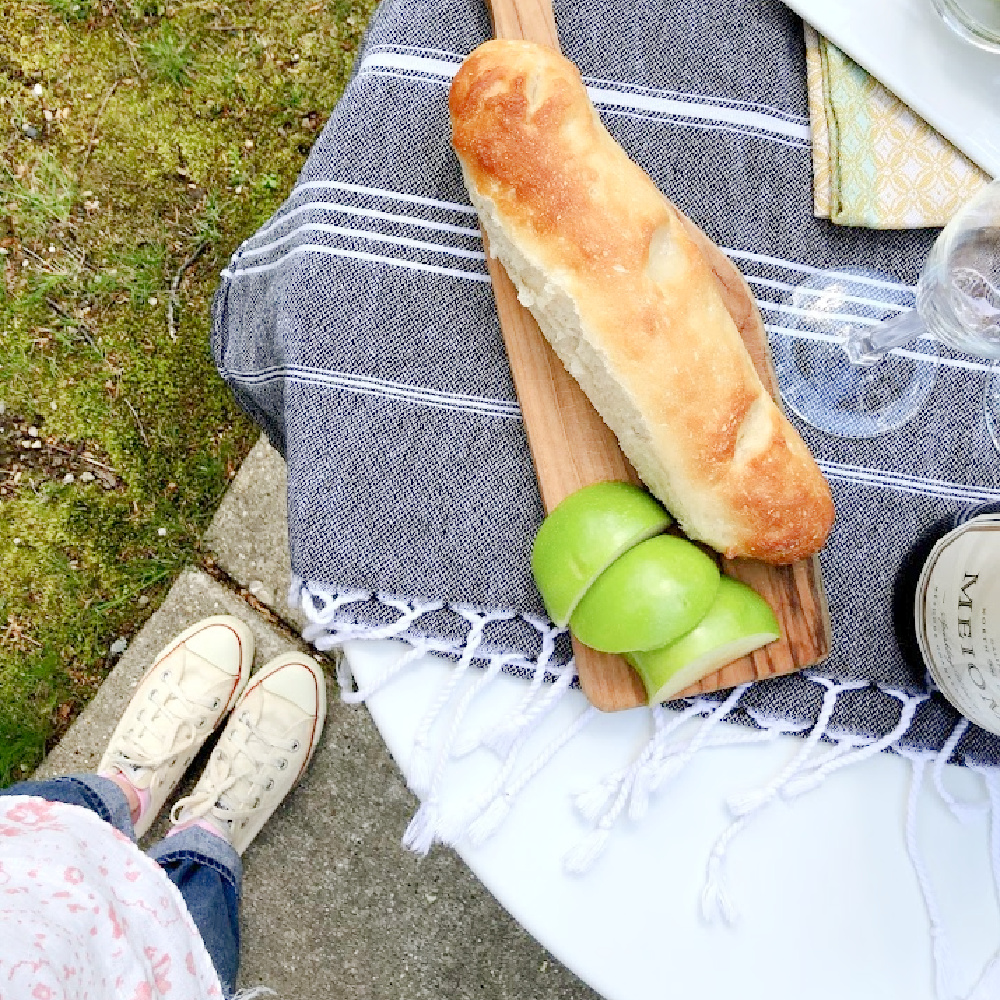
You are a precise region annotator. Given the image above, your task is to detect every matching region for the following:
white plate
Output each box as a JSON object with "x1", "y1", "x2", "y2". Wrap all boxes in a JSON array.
[
  {"x1": 784, "y1": 0, "x2": 1000, "y2": 178},
  {"x1": 348, "y1": 640, "x2": 1000, "y2": 1000}
]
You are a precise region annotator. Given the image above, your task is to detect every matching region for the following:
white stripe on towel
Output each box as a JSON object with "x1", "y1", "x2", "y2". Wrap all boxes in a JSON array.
[
  {"x1": 764, "y1": 323, "x2": 994, "y2": 373},
  {"x1": 744, "y1": 274, "x2": 909, "y2": 312},
  {"x1": 221, "y1": 365, "x2": 522, "y2": 419},
  {"x1": 723, "y1": 246, "x2": 916, "y2": 293},
  {"x1": 358, "y1": 51, "x2": 811, "y2": 145},
  {"x1": 243, "y1": 200, "x2": 482, "y2": 251},
  {"x1": 818, "y1": 461, "x2": 1000, "y2": 503},
  {"x1": 221, "y1": 243, "x2": 491, "y2": 283},
  {"x1": 289, "y1": 179, "x2": 478, "y2": 216},
  {"x1": 236, "y1": 223, "x2": 487, "y2": 264},
  {"x1": 758, "y1": 298, "x2": 884, "y2": 327},
  {"x1": 581, "y1": 69, "x2": 810, "y2": 126}
]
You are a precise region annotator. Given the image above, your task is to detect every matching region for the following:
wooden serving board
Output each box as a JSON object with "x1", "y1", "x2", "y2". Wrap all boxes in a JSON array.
[{"x1": 480, "y1": 0, "x2": 832, "y2": 711}]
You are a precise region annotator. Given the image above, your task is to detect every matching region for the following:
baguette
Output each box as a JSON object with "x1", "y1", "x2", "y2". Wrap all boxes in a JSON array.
[{"x1": 449, "y1": 40, "x2": 834, "y2": 565}]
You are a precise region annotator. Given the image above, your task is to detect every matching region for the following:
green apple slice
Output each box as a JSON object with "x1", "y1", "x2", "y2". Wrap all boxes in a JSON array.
[
  {"x1": 568, "y1": 534, "x2": 720, "y2": 653},
  {"x1": 627, "y1": 577, "x2": 780, "y2": 703},
  {"x1": 531, "y1": 481, "x2": 672, "y2": 626}
]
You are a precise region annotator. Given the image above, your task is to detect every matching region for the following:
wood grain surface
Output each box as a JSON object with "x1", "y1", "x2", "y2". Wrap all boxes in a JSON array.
[{"x1": 478, "y1": 0, "x2": 831, "y2": 711}]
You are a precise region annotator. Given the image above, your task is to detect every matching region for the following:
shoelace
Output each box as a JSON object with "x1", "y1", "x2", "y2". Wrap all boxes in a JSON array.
[
  {"x1": 110, "y1": 665, "x2": 223, "y2": 774},
  {"x1": 169, "y1": 709, "x2": 300, "y2": 829}
]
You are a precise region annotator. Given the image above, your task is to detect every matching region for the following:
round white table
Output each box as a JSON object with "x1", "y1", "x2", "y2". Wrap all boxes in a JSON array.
[{"x1": 346, "y1": 639, "x2": 1000, "y2": 1000}]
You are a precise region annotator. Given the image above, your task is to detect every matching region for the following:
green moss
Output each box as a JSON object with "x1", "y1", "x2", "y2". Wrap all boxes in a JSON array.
[
  {"x1": 140, "y1": 22, "x2": 195, "y2": 86},
  {"x1": 0, "y1": 0, "x2": 381, "y2": 784},
  {"x1": 43, "y1": 0, "x2": 96, "y2": 22}
]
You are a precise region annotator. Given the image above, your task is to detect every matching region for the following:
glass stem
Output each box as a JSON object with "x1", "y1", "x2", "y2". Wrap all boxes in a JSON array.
[{"x1": 844, "y1": 307, "x2": 926, "y2": 366}]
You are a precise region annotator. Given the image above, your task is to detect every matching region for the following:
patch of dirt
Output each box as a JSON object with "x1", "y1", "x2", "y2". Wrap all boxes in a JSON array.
[{"x1": 0, "y1": 410, "x2": 121, "y2": 498}]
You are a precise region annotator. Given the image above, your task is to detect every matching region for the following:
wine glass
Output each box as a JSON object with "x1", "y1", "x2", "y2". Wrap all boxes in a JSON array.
[
  {"x1": 772, "y1": 180, "x2": 1000, "y2": 442},
  {"x1": 932, "y1": 0, "x2": 1000, "y2": 52}
]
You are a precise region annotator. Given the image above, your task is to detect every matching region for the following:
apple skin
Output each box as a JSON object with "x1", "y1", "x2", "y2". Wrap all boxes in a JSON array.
[
  {"x1": 627, "y1": 577, "x2": 780, "y2": 703},
  {"x1": 531, "y1": 481, "x2": 672, "y2": 626},
  {"x1": 568, "y1": 534, "x2": 720, "y2": 653}
]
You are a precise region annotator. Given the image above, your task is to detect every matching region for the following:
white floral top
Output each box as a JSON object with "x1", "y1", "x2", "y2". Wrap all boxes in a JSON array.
[{"x1": 0, "y1": 795, "x2": 223, "y2": 999}]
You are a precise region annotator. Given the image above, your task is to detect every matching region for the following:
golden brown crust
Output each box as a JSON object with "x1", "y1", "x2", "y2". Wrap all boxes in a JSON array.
[{"x1": 450, "y1": 40, "x2": 834, "y2": 564}]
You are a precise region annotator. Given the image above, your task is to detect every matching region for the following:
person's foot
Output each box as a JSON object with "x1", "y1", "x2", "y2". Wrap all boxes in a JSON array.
[
  {"x1": 98, "y1": 616, "x2": 255, "y2": 837},
  {"x1": 168, "y1": 652, "x2": 327, "y2": 854}
]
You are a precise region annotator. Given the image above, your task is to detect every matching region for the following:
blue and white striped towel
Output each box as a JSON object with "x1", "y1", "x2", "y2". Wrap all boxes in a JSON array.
[{"x1": 211, "y1": 0, "x2": 1000, "y2": 767}]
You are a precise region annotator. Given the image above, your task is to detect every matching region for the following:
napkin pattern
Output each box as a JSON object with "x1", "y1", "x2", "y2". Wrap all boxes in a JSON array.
[
  {"x1": 803, "y1": 23, "x2": 990, "y2": 229},
  {"x1": 212, "y1": 0, "x2": 1000, "y2": 783}
]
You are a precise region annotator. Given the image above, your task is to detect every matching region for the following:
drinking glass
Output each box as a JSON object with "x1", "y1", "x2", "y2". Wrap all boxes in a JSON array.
[
  {"x1": 772, "y1": 181, "x2": 1000, "y2": 442},
  {"x1": 932, "y1": 0, "x2": 1000, "y2": 52}
]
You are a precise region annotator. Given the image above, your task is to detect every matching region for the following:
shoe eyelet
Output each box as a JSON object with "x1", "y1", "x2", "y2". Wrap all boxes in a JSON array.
[
  {"x1": 277, "y1": 758, "x2": 288, "y2": 770},
  {"x1": 211, "y1": 698, "x2": 221, "y2": 710},
  {"x1": 253, "y1": 797, "x2": 260, "y2": 809},
  {"x1": 197, "y1": 718, "x2": 205, "y2": 728},
  {"x1": 265, "y1": 779, "x2": 274, "y2": 790},
  {"x1": 290, "y1": 740, "x2": 300, "y2": 752},
  {"x1": 162, "y1": 670, "x2": 170, "y2": 681}
]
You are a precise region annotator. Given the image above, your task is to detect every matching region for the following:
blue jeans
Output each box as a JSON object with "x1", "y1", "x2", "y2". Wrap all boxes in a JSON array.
[{"x1": 1, "y1": 776, "x2": 243, "y2": 995}]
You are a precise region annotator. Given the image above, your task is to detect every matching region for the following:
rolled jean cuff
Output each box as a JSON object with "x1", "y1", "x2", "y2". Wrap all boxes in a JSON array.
[
  {"x1": 146, "y1": 825, "x2": 244, "y2": 897},
  {"x1": 0, "y1": 775, "x2": 134, "y2": 839}
]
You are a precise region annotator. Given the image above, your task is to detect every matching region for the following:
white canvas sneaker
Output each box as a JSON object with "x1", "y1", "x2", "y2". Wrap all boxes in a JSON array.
[
  {"x1": 98, "y1": 616, "x2": 255, "y2": 837},
  {"x1": 168, "y1": 651, "x2": 327, "y2": 854}
]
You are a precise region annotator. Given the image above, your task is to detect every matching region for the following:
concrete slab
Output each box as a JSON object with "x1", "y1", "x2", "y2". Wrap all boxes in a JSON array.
[
  {"x1": 240, "y1": 666, "x2": 601, "y2": 1000},
  {"x1": 38, "y1": 569, "x2": 598, "y2": 999},
  {"x1": 203, "y1": 435, "x2": 305, "y2": 628}
]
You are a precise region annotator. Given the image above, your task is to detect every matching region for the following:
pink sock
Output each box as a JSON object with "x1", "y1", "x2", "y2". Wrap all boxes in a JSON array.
[
  {"x1": 99, "y1": 769, "x2": 150, "y2": 824},
  {"x1": 167, "y1": 817, "x2": 230, "y2": 842}
]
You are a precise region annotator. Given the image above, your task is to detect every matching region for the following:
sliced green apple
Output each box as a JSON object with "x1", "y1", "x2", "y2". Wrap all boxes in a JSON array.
[
  {"x1": 531, "y1": 481, "x2": 672, "y2": 626},
  {"x1": 568, "y1": 534, "x2": 720, "y2": 653},
  {"x1": 627, "y1": 577, "x2": 780, "y2": 703}
]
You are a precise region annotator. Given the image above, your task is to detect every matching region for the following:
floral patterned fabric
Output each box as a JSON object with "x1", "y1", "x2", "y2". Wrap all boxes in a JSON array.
[
  {"x1": 804, "y1": 23, "x2": 989, "y2": 229},
  {"x1": 0, "y1": 795, "x2": 222, "y2": 1000}
]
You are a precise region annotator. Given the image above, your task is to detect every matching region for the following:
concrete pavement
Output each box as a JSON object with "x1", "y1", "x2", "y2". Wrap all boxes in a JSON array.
[{"x1": 38, "y1": 437, "x2": 600, "y2": 1000}]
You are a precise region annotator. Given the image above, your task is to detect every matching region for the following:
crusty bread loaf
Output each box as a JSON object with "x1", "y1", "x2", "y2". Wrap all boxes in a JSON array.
[{"x1": 449, "y1": 39, "x2": 834, "y2": 565}]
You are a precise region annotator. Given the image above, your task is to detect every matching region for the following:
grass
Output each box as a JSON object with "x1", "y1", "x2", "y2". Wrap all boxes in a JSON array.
[
  {"x1": 0, "y1": 0, "x2": 380, "y2": 786},
  {"x1": 141, "y1": 22, "x2": 195, "y2": 86}
]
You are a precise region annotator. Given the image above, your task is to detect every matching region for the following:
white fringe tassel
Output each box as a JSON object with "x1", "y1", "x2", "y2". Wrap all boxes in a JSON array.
[
  {"x1": 963, "y1": 763, "x2": 1000, "y2": 1000},
  {"x1": 934, "y1": 718, "x2": 987, "y2": 826},
  {"x1": 701, "y1": 675, "x2": 865, "y2": 925},
  {"x1": 401, "y1": 652, "x2": 514, "y2": 853},
  {"x1": 727, "y1": 678, "x2": 866, "y2": 817},
  {"x1": 698, "y1": 678, "x2": 866, "y2": 924},
  {"x1": 901, "y1": 751, "x2": 961, "y2": 1000},
  {"x1": 700, "y1": 680, "x2": 927, "y2": 926},
  {"x1": 464, "y1": 617, "x2": 564, "y2": 760},
  {"x1": 446, "y1": 664, "x2": 579, "y2": 846},
  {"x1": 565, "y1": 685, "x2": 755, "y2": 876},
  {"x1": 782, "y1": 687, "x2": 929, "y2": 800},
  {"x1": 406, "y1": 608, "x2": 514, "y2": 797},
  {"x1": 294, "y1": 577, "x2": 446, "y2": 651},
  {"x1": 399, "y1": 640, "x2": 577, "y2": 854},
  {"x1": 463, "y1": 702, "x2": 598, "y2": 847}
]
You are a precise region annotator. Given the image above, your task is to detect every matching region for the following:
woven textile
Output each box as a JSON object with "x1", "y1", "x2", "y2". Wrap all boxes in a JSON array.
[
  {"x1": 803, "y1": 23, "x2": 990, "y2": 229},
  {"x1": 212, "y1": 0, "x2": 1000, "y2": 767}
]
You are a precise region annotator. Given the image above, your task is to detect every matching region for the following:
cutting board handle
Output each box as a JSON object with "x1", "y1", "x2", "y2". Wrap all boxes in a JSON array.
[{"x1": 486, "y1": 0, "x2": 559, "y2": 47}]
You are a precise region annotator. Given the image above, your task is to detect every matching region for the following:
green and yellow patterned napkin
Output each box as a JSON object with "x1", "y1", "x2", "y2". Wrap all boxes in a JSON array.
[{"x1": 804, "y1": 23, "x2": 990, "y2": 229}]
